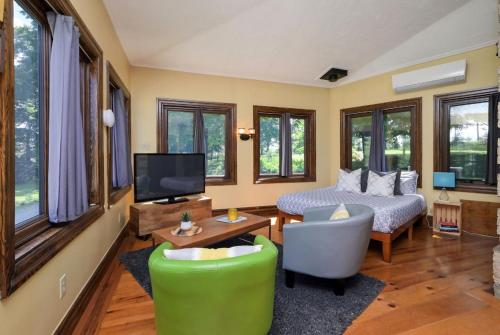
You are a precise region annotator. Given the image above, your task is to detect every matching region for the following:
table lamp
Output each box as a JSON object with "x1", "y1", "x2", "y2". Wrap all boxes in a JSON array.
[{"x1": 433, "y1": 172, "x2": 456, "y2": 201}]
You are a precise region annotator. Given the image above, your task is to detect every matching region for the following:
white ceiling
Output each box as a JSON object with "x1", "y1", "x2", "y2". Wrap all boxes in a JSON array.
[{"x1": 103, "y1": 0, "x2": 497, "y2": 88}]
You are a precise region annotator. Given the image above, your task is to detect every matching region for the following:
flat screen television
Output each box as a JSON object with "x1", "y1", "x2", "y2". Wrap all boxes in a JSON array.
[{"x1": 134, "y1": 153, "x2": 205, "y2": 204}]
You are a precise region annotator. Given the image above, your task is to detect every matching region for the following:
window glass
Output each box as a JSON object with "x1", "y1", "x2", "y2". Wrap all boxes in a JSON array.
[
  {"x1": 384, "y1": 111, "x2": 412, "y2": 171},
  {"x1": 259, "y1": 116, "x2": 281, "y2": 175},
  {"x1": 14, "y1": 2, "x2": 42, "y2": 225},
  {"x1": 291, "y1": 117, "x2": 305, "y2": 175},
  {"x1": 203, "y1": 113, "x2": 226, "y2": 177},
  {"x1": 449, "y1": 102, "x2": 489, "y2": 181},
  {"x1": 167, "y1": 111, "x2": 194, "y2": 153},
  {"x1": 351, "y1": 116, "x2": 372, "y2": 170}
]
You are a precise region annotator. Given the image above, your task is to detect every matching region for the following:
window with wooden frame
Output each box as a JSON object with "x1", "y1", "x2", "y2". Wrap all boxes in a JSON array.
[
  {"x1": 107, "y1": 62, "x2": 131, "y2": 205},
  {"x1": 157, "y1": 99, "x2": 237, "y2": 186},
  {"x1": 253, "y1": 106, "x2": 316, "y2": 184},
  {"x1": 434, "y1": 88, "x2": 498, "y2": 194},
  {"x1": 0, "y1": 0, "x2": 104, "y2": 297},
  {"x1": 340, "y1": 98, "x2": 422, "y2": 186}
]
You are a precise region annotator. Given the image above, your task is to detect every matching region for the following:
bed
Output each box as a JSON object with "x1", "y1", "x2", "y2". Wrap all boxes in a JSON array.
[{"x1": 276, "y1": 186, "x2": 427, "y2": 262}]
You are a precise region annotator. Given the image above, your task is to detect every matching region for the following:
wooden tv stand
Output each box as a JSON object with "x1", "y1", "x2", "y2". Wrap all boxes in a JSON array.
[{"x1": 130, "y1": 196, "x2": 212, "y2": 237}]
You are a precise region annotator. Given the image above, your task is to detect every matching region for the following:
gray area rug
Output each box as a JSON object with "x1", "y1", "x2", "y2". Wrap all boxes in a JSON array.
[{"x1": 119, "y1": 235, "x2": 385, "y2": 335}]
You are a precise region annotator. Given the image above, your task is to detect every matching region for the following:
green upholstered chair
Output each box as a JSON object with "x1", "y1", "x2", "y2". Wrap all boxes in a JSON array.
[{"x1": 148, "y1": 235, "x2": 278, "y2": 335}]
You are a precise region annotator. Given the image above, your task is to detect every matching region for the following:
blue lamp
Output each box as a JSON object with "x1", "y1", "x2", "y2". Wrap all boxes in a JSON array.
[{"x1": 433, "y1": 172, "x2": 456, "y2": 201}]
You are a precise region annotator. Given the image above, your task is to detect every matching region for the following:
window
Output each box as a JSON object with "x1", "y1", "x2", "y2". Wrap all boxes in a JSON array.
[
  {"x1": 13, "y1": 1, "x2": 45, "y2": 227},
  {"x1": 157, "y1": 99, "x2": 237, "y2": 185},
  {"x1": 340, "y1": 98, "x2": 422, "y2": 186},
  {"x1": 0, "y1": 0, "x2": 104, "y2": 297},
  {"x1": 434, "y1": 88, "x2": 498, "y2": 194},
  {"x1": 253, "y1": 106, "x2": 316, "y2": 183},
  {"x1": 107, "y1": 62, "x2": 132, "y2": 205},
  {"x1": 350, "y1": 114, "x2": 372, "y2": 170}
]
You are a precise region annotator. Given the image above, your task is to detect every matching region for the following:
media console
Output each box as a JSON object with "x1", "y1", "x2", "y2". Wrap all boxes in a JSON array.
[{"x1": 130, "y1": 196, "x2": 212, "y2": 237}]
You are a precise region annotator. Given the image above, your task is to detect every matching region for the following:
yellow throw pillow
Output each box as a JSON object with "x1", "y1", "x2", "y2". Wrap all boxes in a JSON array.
[
  {"x1": 329, "y1": 204, "x2": 350, "y2": 221},
  {"x1": 198, "y1": 248, "x2": 229, "y2": 260}
]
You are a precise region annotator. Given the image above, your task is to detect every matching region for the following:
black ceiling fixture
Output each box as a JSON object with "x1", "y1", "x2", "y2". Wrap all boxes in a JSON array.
[{"x1": 320, "y1": 68, "x2": 348, "y2": 82}]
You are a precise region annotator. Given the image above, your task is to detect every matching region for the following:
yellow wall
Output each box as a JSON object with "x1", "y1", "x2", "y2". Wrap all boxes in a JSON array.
[
  {"x1": 330, "y1": 45, "x2": 500, "y2": 208},
  {"x1": 130, "y1": 67, "x2": 332, "y2": 209},
  {"x1": 0, "y1": 1, "x2": 132, "y2": 334}
]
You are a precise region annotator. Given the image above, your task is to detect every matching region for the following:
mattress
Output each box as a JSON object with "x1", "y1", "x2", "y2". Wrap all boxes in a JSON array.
[{"x1": 276, "y1": 186, "x2": 427, "y2": 233}]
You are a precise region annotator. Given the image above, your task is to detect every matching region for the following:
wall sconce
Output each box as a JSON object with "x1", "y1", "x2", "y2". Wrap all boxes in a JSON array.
[
  {"x1": 103, "y1": 109, "x2": 115, "y2": 127},
  {"x1": 238, "y1": 128, "x2": 255, "y2": 141}
]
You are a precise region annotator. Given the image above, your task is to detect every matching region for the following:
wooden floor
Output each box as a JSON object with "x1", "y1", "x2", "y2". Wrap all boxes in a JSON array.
[{"x1": 74, "y1": 218, "x2": 500, "y2": 335}]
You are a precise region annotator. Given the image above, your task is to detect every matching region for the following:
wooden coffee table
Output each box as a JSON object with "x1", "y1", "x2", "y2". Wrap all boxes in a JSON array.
[{"x1": 151, "y1": 212, "x2": 271, "y2": 248}]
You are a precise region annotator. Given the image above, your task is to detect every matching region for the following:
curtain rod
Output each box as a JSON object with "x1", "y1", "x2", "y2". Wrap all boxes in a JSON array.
[{"x1": 43, "y1": 0, "x2": 92, "y2": 61}]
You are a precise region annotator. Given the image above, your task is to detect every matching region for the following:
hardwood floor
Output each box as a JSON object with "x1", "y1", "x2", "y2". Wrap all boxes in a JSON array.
[{"x1": 75, "y1": 218, "x2": 500, "y2": 335}]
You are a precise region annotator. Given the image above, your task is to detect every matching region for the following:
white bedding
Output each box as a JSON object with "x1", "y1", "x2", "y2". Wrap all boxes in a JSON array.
[{"x1": 276, "y1": 186, "x2": 426, "y2": 233}]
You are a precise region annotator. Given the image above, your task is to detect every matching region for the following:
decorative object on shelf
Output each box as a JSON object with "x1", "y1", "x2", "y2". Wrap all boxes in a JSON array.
[
  {"x1": 180, "y1": 212, "x2": 193, "y2": 231},
  {"x1": 103, "y1": 109, "x2": 115, "y2": 127},
  {"x1": 432, "y1": 201, "x2": 462, "y2": 237},
  {"x1": 238, "y1": 127, "x2": 255, "y2": 141},
  {"x1": 433, "y1": 172, "x2": 456, "y2": 201}
]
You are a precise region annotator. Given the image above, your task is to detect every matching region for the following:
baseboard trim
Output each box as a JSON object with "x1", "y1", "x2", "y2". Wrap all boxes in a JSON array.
[
  {"x1": 212, "y1": 205, "x2": 278, "y2": 217},
  {"x1": 54, "y1": 223, "x2": 130, "y2": 335}
]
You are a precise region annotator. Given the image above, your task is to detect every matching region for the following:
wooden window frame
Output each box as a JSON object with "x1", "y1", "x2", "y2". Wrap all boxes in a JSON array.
[
  {"x1": 0, "y1": 0, "x2": 104, "y2": 298},
  {"x1": 157, "y1": 98, "x2": 237, "y2": 186},
  {"x1": 340, "y1": 98, "x2": 422, "y2": 187},
  {"x1": 434, "y1": 87, "x2": 497, "y2": 194},
  {"x1": 253, "y1": 105, "x2": 316, "y2": 184},
  {"x1": 106, "y1": 62, "x2": 131, "y2": 206}
]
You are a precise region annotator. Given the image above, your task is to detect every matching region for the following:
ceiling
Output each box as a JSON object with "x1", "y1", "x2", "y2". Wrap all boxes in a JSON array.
[{"x1": 103, "y1": 0, "x2": 497, "y2": 88}]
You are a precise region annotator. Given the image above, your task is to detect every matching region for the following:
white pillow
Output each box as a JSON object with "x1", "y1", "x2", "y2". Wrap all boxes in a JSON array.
[
  {"x1": 365, "y1": 171, "x2": 397, "y2": 197},
  {"x1": 399, "y1": 171, "x2": 418, "y2": 194},
  {"x1": 163, "y1": 245, "x2": 262, "y2": 261},
  {"x1": 336, "y1": 169, "x2": 362, "y2": 194}
]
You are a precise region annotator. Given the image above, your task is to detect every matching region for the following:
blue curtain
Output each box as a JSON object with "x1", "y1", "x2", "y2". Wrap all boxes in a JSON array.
[
  {"x1": 112, "y1": 89, "x2": 133, "y2": 187},
  {"x1": 368, "y1": 110, "x2": 386, "y2": 172},
  {"x1": 47, "y1": 13, "x2": 88, "y2": 223}
]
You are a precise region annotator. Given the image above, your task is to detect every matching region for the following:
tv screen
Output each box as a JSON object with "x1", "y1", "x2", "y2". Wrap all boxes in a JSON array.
[{"x1": 134, "y1": 153, "x2": 205, "y2": 203}]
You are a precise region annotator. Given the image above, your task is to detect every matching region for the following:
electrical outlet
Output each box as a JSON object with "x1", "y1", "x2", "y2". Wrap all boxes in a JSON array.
[{"x1": 59, "y1": 274, "x2": 67, "y2": 299}]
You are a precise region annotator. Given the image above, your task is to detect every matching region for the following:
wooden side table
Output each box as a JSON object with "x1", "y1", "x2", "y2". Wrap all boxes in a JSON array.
[{"x1": 432, "y1": 201, "x2": 462, "y2": 237}]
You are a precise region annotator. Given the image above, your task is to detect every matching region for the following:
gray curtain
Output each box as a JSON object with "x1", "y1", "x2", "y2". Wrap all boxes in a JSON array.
[
  {"x1": 112, "y1": 89, "x2": 133, "y2": 187},
  {"x1": 486, "y1": 93, "x2": 499, "y2": 184},
  {"x1": 369, "y1": 110, "x2": 386, "y2": 172},
  {"x1": 47, "y1": 13, "x2": 88, "y2": 223},
  {"x1": 194, "y1": 109, "x2": 206, "y2": 154},
  {"x1": 280, "y1": 113, "x2": 292, "y2": 176}
]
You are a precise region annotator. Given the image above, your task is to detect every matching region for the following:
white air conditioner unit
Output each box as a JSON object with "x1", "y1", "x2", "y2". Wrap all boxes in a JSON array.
[{"x1": 392, "y1": 59, "x2": 466, "y2": 93}]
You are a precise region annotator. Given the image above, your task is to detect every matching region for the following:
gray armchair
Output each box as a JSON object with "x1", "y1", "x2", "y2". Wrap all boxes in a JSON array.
[{"x1": 283, "y1": 204, "x2": 374, "y2": 295}]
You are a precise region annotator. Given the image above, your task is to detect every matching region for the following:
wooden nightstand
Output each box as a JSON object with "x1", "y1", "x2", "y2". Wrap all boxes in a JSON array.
[{"x1": 432, "y1": 201, "x2": 462, "y2": 237}]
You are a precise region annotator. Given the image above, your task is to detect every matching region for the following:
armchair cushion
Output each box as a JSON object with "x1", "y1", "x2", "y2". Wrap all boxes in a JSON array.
[{"x1": 163, "y1": 245, "x2": 263, "y2": 261}]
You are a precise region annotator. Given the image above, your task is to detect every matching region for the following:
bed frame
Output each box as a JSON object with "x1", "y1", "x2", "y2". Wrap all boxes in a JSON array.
[{"x1": 277, "y1": 209, "x2": 427, "y2": 263}]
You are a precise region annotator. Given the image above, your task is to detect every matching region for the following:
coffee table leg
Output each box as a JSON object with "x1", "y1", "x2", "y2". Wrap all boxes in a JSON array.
[{"x1": 268, "y1": 223, "x2": 271, "y2": 240}]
